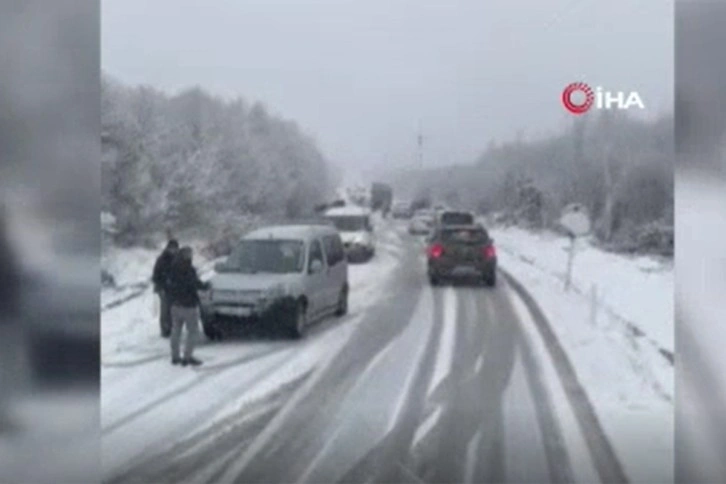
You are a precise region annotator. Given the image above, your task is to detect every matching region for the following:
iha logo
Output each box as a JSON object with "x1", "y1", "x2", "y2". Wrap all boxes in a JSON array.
[{"x1": 562, "y1": 82, "x2": 645, "y2": 115}]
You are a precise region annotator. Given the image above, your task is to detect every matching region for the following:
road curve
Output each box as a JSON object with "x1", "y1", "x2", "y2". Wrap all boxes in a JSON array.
[{"x1": 102, "y1": 222, "x2": 620, "y2": 484}]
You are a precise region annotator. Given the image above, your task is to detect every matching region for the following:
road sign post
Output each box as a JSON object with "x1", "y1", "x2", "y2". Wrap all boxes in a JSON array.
[
  {"x1": 565, "y1": 234, "x2": 576, "y2": 291},
  {"x1": 559, "y1": 203, "x2": 591, "y2": 292}
]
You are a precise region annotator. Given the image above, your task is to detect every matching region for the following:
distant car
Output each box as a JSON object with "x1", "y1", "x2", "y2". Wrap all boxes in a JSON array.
[
  {"x1": 391, "y1": 202, "x2": 413, "y2": 219},
  {"x1": 408, "y1": 212, "x2": 434, "y2": 235},
  {"x1": 426, "y1": 224, "x2": 497, "y2": 287},
  {"x1": 433, "y1": 204, "x2": 449, "y2": 213},
  {"x1": 201, "y1": 224, "x2": 349, "y2": 339},
  {"x1": 324, "y1": 206, "x2": 376, "y2": 262}
]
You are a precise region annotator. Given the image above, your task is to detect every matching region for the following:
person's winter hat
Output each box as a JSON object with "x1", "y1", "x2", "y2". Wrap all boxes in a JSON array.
[
  {"x1": 179, "y1": 246, "x2": 193, "y2": 260},
  {"x1": 167, "y1": 239, "x2": 180, "y2": 250}
]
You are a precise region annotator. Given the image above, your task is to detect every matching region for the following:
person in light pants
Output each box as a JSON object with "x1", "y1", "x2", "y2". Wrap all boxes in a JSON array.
[
  {"x1": 169, "y1": 306, "x2": 202, "y2": 366},
  {"x1": 152, "y1": 239, "x2": 179, "y2": 337},
  {"x1": 166, "y1": 246, "x2": 209, "y2": 366}
]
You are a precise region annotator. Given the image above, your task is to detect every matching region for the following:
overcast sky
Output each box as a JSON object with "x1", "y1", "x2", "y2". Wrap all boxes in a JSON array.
[{"x1": 102, "y1": 0, "x2": 673, "y2": 181}]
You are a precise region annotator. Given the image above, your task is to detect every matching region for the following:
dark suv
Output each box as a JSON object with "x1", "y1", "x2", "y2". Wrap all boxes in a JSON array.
[{"x1": 426, "y1": 224, "x2": 497, "y2": 287}]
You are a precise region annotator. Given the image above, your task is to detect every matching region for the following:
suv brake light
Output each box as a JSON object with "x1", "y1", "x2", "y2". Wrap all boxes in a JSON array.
[
  {"x1": 483, "y1": 245, "x2": 496, "y2": 259},
  {"x1": 428, "y1": 243, "x2": 445, "y2": 259}
]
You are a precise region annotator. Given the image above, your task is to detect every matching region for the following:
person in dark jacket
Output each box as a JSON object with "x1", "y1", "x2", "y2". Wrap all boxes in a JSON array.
[
  {"x1": 152, "y1": 239, "x2": 179, "y2": 337},
  {"x1": 166, "y1": 246, "x2": 210, "y2": 366}
]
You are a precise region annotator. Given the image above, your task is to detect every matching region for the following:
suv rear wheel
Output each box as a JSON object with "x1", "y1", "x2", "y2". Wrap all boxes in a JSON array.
[{"x1": 484, "y1": 271, "x2": 497, "y2": 287}]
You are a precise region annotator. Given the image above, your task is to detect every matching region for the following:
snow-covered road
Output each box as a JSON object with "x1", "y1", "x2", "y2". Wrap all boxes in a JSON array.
[{"x1": 101, "y1": 220, "x2": 662, "y2": 483}]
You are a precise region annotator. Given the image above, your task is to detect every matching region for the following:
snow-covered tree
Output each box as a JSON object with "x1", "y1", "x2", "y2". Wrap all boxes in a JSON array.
[{"x1": 101, "y1": 74, "x2": 333, "y2": 244}]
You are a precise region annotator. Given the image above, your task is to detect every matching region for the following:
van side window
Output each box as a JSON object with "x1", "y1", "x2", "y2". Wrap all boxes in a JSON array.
[
  {"x1": 332, "y1": 235, "x2": 345, "y2": 264},
  {"x1": 323, "y1": 235, "x2": 344, "y2": 266},
  {"x1": 309, "y1": 240, "x2": 324, "y2": 270}
]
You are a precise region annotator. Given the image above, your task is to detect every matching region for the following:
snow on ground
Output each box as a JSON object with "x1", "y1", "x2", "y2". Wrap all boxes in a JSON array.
[
  {"x1": 491, "y1": 225, "x2": 673, "y2": 353},
  {"x1": 426, "y1": 287, "x2": 457, "y2": 398},
  {"x1": 101, "y1": 226, "x2": 405, "y2": 476},
  {"x1": 494, "y1": 224, "x2": 673, "y2": 483},
  {"x1": 101, "y1": 241, "x2": 222, "y2": 309},
  {"x1": 102, "y1": 246, "x2": 158, "y2": 288}
]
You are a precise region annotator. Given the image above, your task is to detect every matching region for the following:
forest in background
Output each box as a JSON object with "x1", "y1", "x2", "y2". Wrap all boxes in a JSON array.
[
  {"x1": 391, "y1": 112, "x2": 674, "y2": 256},
  {"x1": 101, "y1": 74, "x2": 337, "y2": 248}
]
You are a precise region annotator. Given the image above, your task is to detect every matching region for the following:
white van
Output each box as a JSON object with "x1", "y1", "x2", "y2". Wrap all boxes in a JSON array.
[
  {"x1": 202, "y1": 224, "x2": 348, "y2": 339},
  {"x1": 323, "y1": 206, "x2": 376, "y2": 262}
]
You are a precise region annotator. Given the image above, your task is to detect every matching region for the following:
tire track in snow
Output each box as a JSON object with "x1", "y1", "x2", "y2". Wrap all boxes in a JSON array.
[
  {"x1": 425, "y1": 287, "x2": 458, "y2": 400},
  {"x1": 426, "y1": 288, "x2": 495, "y2": 483},
  {"x1": 102, "y1": 346, "x2": 296, "y2": 436},
  {"x1": 104, "y1": 312, "x2": 364, "y2": 480},
  {"x1": 214, "y1": 246, "x2": 428, "y2": 483},
  {"x1": 306, "y1": 285, "x2": 443, "y2": 484},
  {"x1": 102, "y1": 283, "x2": 151, "y2": 311},
  {"x1": 502, "y1": 270, "x2": 629, "y2": 484},
  {"x1": 511, "y1": 303, "x2": 576, "y2": 483},
  {"x1": 508, "y1": 286, "x2": 599, "y2": 484},
  {"x1": 106, "y1": 372, "x2": 309, "y2": 484}
]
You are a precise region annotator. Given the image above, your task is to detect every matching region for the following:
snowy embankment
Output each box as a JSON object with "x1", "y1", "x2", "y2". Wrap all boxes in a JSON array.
[
  {"x1": 101, "y1": 240, "x2": 219, "y2": 309},
  {"x1": 492, "y1": 224, "x2": 674, "y2": 483}
]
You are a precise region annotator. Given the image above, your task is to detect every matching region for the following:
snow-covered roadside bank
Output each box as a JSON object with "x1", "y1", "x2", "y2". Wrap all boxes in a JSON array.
[
  {"x1": 492, "y1": 225, "x2": 673, "y2": 355},
  {"x1": 494, "y1": 226, "x2": 673, "y2": 483},
  {"x1": 101, "y1": 240, "x2": 221, "y2": 309}
]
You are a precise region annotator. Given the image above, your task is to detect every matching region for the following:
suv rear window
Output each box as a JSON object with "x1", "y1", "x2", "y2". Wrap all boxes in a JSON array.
[
  {"x1": 440, "y1": 227, "x2": 489, "y2": 243},
  {"x1": 440, "y1": 212, "x2": 474, "y2": 225}
]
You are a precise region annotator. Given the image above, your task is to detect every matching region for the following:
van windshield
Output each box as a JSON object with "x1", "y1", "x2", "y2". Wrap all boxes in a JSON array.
[
  {"x1": 327, "y1": 215, "x2": 369, "y2": 232},
  {"x1": 224, "y1": 240, "x2": 304, "y2": 274}
]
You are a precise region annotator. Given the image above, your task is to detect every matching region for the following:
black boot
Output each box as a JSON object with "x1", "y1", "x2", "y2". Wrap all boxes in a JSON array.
[
  {"x1": 171, "y1": 357, "x2": 182, "y2": 365},
  {"x1": 183, "y1": 357, "x2": 203, "y2": 367}
]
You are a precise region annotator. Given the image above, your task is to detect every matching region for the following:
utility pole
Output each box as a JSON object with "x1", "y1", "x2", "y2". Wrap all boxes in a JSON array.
[{"x1": 417, "y1": 122, "x2": 424, "y2": 169}]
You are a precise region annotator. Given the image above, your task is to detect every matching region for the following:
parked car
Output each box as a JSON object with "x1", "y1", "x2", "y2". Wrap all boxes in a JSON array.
[
  {"x1": 391, "y1": 201, "x2": 413, "y2": 219},
  {"x1": 324, "y1": 206, "x2": 376, "y2": 262},
  {"x1": 201, "y1": 224, "x2": 349, "y2": 339},
  {"x1": 426, "y1": 224, "x2": 497, "y2": 287},
  {"x1": 408, "y1": 210, "x2": 435, "y2": 235}
]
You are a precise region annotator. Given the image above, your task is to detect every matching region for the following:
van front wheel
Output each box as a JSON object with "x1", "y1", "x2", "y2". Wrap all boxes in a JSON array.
[
  {"x1": 335, "y1": 286, "x2": 348, "y2": 317},
  {"x1": 289, "y1": 301, "x2": 307, "y2": 339}
]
